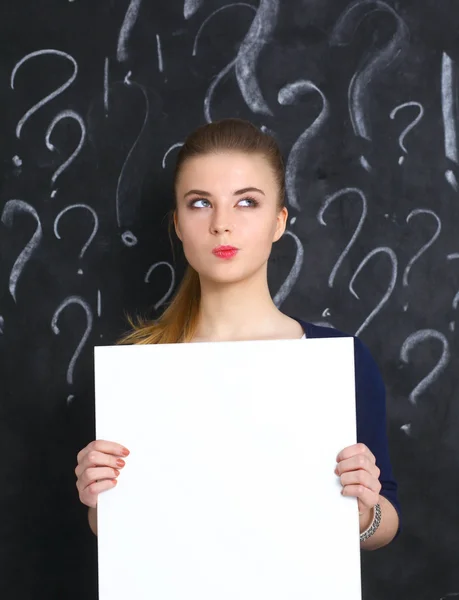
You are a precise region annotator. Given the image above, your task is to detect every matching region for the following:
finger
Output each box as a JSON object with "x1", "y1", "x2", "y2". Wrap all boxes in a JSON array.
[
  {"x1": 336, "y1": 443, "x2": 375, "y2": 464},
  {"x1": 340, "y1": 470, "x2": 382, "y2": 494},
  {"x1": 335, "y1": 455, "x2": 380, "y2": 479},
  {"x1": 341, "y1": 484, "x2": 379, "y2": 510},
  {"x1": 79, "y1": 478, "x2": 118, "y2": 508},
  {"x1": 77, "y1": 449, "x2": 127, "y2": 476},
  {"x1": 78, "y1": 466, "x2": 120, "y2": 490},
  {"x1": 77, "y1": 440, "x2": 130, "y2": 465}
]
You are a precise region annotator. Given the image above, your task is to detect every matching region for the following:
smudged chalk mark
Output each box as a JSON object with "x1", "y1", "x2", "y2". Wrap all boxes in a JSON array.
[
  {"x1": 184, "y1": 0, "x2": 204, "y2": 19},
  {"x1": 236, "y1": 0, "x2": 280, "y2": 116},
  {"x1": 278, "y1": 80, "x2": 329, "y2": 211},
  {"x1": 1, "y1": 200, "x2": 43, "y2": 302},
  {"x1": 117, "y1": 0, "x2": 143, "y2": 62}
]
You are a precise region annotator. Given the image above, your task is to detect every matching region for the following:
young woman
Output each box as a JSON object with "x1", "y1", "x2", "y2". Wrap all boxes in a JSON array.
[{"x1": 75, "y1": 118, "x2": 401, "y2": 550}]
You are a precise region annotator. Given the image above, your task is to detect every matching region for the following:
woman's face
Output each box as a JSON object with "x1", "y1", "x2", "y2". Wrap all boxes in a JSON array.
[{"x1": 173, "y1": 151, "x2": 288, "y2": 285}]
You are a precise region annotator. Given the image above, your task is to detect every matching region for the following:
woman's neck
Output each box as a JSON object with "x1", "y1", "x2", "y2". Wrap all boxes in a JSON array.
[{"x1": 192, "y1": 271, "x2": 295, "y2": 342}]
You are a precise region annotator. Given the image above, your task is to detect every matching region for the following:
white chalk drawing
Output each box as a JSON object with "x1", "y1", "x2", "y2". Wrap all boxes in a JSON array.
[
  {"x1": 273, "y1": 230, "x2": 304, "y2": 308},
  {"x1": 442, "y1": 53, "x2": 458, "y2": 190},
  {"x1": 235, "y1": 0, "x2": 279, "y2": 116},
  {"x1": 389, "y1": 101, "x2": 424, "y2": 165},
  {"x1": 184, "y1": 0, "x2": 204, "y2": 19},
  {"x1": 11, "y1": 49, "x2": 78, "y2": 139},
  {"x1": 162, "y1": 142, "x2": 184, "y2": 169},
  {"x1": 349, "y1": 246, "x2": 398, "y2": 336},
  {"x1": 1, "y1": 200, "x2": 43, "y2": 302},
  {"x1": 54, "y1": 204, "x2": 99, "y2": 273},
  {"x1": 317, "y1": 187, "x2": 368, "y2": 288},
  {"x1": 115, "y1": 71, "x2": 150, "y2": 246},
  {"x1": 400, "y1": 329, "x2": 450, "y2": 406},
  {"x1": 104, "y1": 57, "x2": 109, "y2": 115},
  {"x1": 278, "y1": 80, "x2": 329, "y2": 211},
  {"x1": 51, "y1": 296, "x2": 94, "y2": 386},
  {"x1": 156, "y1": 34, "x2": 164, "y2": 73},
  {"x1": 330, "y1": 0, "x2": 409, "y2": 168},
  {"x1": 403, "y1": 209, "x2": 441, "y2": 287},
  {"x1": 145, "y1": 262, "x2": 176, "y2": 310},
  {"x1": 45, "y1": 109, "x2": 86, "y2": 185},
  {"x1": 117, "y1": 0, "x2": 143, "y2": 62},
  {"x1": 193, "y1": 3, "x2": 257, "y2": 123}
]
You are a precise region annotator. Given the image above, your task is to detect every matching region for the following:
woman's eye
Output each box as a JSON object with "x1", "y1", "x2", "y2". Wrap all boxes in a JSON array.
[
  {"x1": 190, "y1": 198, "x2": 211, "y2": 208},
  {"x1": 238, "y1": 197, "x2": 258, "y2": 207}
]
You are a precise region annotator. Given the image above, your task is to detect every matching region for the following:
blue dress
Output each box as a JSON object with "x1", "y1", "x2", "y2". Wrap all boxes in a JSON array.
[{"x1": 293, "y1": 317, "x2": 401, "y2": 537}]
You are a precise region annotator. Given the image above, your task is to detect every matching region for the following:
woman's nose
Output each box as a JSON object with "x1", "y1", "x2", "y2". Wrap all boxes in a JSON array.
[{"x1": 209, "y1": 208, "x2": 233, "y2": 234}]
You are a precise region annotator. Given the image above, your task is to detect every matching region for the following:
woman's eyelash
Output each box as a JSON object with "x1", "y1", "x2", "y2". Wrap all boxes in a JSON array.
[{"x1": 188, "y1": 196, "x2": 260, "y2": 208}]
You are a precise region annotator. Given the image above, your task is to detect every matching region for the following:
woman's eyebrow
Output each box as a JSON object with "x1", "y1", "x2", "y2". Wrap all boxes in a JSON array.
[{"x1": 183, "y1": 186, "x2": 265, "y2": 198}]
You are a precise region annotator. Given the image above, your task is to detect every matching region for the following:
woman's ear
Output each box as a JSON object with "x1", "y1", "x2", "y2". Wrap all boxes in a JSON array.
[{"x1": 273, "y1": 206, "x2": 288, "y2": 242}]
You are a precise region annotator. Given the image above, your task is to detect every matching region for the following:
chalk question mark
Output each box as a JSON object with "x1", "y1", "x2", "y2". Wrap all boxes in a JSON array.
[
  {"x1": 54, "y1": 204, "x2": 99, "y2": 275},
  {"x1": 193, "y1": 3, "x2": 258, "y2": 123},
  {"x1": 145, "y1": 262, "x2": 176, "y2": 311},
  {"x1": 11, "y1": 50, "x2": 85, "y2": 188},
  {"x1": 402, "y1": 209, "x2": 441, "y2": 311},
  {"x1": 389, "y1": 102, "x2": 424, "y2": 165},
  {"x1": 278, "y1": 80, "x2": 329, "y2": 211},
  {"x1": 400, "y1": 329, "x2": 450, "y2": 435},
  {"x1": 272, "y1": 230, "x2": 304, "y2": 308},
  {"x1": 349, "y1": 247, "x2": 398, "y2": 336},
  {"x1": 330, "y1": 0, "x2": 409, "y2": 171},
  {"x1": 317, "y1": 187, "x2": 368, "y2": 288},
  {"x1": 51, "y1": 296, "x2": 93, "y2": 404},
  {"x1": 1, "y1": 200, "x2": 43, "y2": 302}
]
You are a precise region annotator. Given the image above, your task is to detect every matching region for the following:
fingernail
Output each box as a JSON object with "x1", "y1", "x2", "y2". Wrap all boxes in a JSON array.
[
  {"x1": 116, "y1": 458, "x2": 126, "y2": 468},
  {"x1": 114, "y1": 469, "x2": 120, "y2": 477},
  {"x1": 112, "y1": 478, "x2": 118, "y2": 485},
  {"x1": 121, "y1": 447, "x2": 130, "y2": 456}
]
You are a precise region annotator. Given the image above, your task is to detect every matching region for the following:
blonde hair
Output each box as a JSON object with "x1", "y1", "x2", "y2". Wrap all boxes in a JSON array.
[{"x1": 117, "y1": 118, "x2": 286, "y2": 345}]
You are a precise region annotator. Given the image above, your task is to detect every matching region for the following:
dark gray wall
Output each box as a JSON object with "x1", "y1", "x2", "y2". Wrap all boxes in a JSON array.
[{"x1": 1, "y1": 1, "x2": 458, "y2": 598}]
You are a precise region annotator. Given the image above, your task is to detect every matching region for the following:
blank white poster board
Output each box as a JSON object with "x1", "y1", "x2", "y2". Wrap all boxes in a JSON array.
[{"x1": 94, "y1": 336, "x2": 361, "y2": 600}]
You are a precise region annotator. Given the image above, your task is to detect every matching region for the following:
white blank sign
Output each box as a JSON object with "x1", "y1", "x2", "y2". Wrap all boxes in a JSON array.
[{"x1": 94, "y1": 336, "x2": 361, "y2": 600}]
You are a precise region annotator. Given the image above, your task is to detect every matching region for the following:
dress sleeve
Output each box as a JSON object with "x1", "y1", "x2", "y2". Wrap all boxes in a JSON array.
[{"x1": 353, "y1": 336, "x2": 402, "y2": 537}]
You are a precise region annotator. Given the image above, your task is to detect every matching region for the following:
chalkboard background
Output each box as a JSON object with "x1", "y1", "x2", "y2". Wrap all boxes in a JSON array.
[{"x1": 1, "y1": 1, "x2": 459, "y2": 599}]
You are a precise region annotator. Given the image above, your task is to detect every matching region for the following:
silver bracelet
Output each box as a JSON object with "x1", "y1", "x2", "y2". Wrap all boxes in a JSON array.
[{"x1": 360, "y1": 503, "x2": 382, "y2": 542}]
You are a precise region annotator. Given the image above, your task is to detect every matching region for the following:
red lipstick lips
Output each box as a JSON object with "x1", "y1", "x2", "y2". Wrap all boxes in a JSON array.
[{"x1": 212, "y1": 245, "x2": 238, "y2": 259}]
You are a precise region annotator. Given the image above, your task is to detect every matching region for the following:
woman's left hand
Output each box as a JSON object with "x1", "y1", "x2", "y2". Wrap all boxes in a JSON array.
[{"x1": 335, "y1": 443, "x2": 381, "y2": 517}]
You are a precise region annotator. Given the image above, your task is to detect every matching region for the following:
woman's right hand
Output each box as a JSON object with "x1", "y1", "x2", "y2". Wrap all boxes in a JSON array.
[{"x1": 75, "y1": 440, "x2": 130, "y2": 508}]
